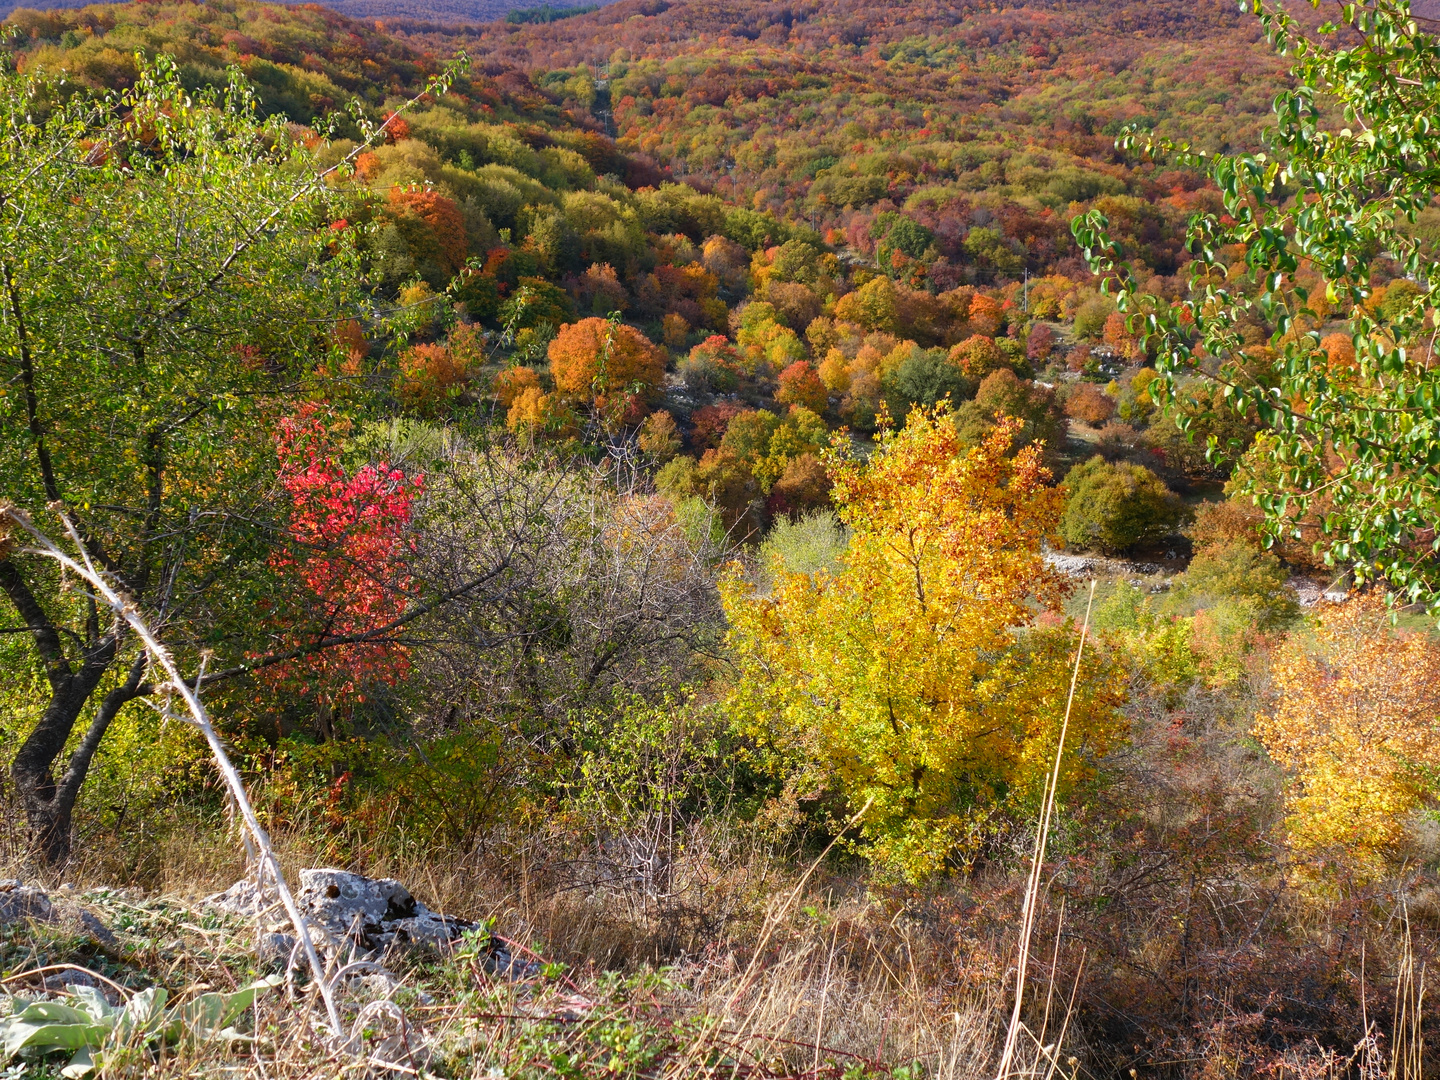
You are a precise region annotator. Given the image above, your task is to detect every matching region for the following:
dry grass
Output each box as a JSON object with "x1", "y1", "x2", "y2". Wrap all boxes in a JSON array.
[
  {"x1": 0, "y1": 811, "x2": 1086, "y2": 1080},
  {"x1": 0, "y1": 784, "x2": 1432, "y2": 1080}
]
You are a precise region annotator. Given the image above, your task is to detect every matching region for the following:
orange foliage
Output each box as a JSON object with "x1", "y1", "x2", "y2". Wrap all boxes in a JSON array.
[
  {"x1": 775, "y1": 360, "x2": 829, "y2": 413},
  {"x1": 967, "y1": 293, "x2": 1004, "y2": 337},
  {"x1": 493, "y1": 365, "x2": 541, "y2": 409},
  {"x1": 949, "y1": 334, "x2": 1005, "y2": 380},
  {"x1": 1103, "y1": 310, "x2": 1139, "y2": 359},
  {"x1": 548, "y1": 317, "x2": 666, "y2": 419},
  {"x1": 354, "y1": 151, "x2": 381, "y2": 181},
  {"x1": 332, "y1": 318, "x2": 368, "y2": 377},
  {"x1": 1320, "y1": 332, "x2": 1356, "y2": 374},
  {"x1": 382, "y1": 111, "x2": 411, "y2": 142},
  {"x1": 386, "y1": 187, "x2": 467, "y2": 276},
  {"x1": 637, "y1": 409, "x2": 682, "y2": 461},
  {"x1": 1064, "y1": 382, "x2": 1116, "y2": 426},
  {"x1": 767, "y1": 452, "x2": 831, "y2": 517},
  {"x1": 396, "y1": 342, "x2": 470, "y2": 413}
]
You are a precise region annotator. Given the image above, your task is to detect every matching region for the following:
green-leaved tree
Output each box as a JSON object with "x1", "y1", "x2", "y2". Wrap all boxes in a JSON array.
[
  {"x1": 1075, "y1": 0, "x2": 1440, "y2": 613},
  {"x1": 0, "y1": 57, "x2": 402, "y2": 862}
]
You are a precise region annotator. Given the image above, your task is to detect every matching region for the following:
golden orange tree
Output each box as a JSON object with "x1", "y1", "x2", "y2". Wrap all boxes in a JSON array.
[
  {"x1": 548, "y1": 316, "x2": 666, "y2": 424},
  {"x1": 721, "y1": 407, "x2": 1125, "y2": 879},
  {"x1": 1258, "y1": 596, "x2": 1440, "y2": 882}
]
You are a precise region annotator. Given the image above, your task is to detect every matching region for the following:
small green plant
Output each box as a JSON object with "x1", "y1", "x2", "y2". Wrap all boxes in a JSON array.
[
  {"x1": 757, "y1": 509, "x2": 849, "y2": 583},
  {"x1": 1167, "y1": 539, "x2": 1298, "y2": 630},
  {"x1": 0, "y1": 978, "x2": 280, "y2": 1076}
]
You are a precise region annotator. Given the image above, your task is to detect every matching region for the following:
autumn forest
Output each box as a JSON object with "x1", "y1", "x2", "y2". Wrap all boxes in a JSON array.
[{"x1": 2, "y1": 0, "x2": 1440, "y2": 1076}]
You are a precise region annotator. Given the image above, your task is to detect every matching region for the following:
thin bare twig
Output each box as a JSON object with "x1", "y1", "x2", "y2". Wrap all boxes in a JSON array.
[{"x1": 995, "y1": 580, "x2": 1095, "y2": 1080}]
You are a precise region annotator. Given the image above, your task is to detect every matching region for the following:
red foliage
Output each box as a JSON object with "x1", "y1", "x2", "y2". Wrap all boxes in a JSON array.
[
  {"x1": 690, "y1": 401, "x2": 748, "y2": 449},
  {"x1": 1026, "y1": 322, "x2": 1057, "y2": 361},
  {"x1": 264, "y1": 405, "x2": 420, "y2": 706}
]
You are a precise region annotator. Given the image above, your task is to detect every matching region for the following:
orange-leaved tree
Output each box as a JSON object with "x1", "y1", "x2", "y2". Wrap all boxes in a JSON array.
[
  {"x1": 1257, "y1": 596, "x2": 1440, "y2": 883},
  {"x1": 549, "y1": 316, "x2": 666, "y2": 427},
  {"x1": 721, "y1": 406, "x2": 1125, "y2": 879}
]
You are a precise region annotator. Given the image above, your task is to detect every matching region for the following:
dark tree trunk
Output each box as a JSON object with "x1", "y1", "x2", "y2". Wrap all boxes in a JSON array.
[
  {"x1": 11, "y1": 666, "x2": 107, "y2": 864},
  {"x1": 0, "y1": 558, "x2": 147, "y2": 865},
  {"x1": 13, "y1": 655, "x2": 148, "y2": 864}
]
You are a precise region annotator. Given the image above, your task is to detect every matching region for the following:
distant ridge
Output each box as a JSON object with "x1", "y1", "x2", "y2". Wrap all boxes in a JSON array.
[{"x1": 0, "y1": 0, "x2": 611, "y2": 25}]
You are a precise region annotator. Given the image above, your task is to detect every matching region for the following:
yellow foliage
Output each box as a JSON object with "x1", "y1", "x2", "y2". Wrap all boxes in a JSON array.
[
  {"x1": 818, "y1": 350, "x2": 851, "y2": 393},
  {"x1": 662, "y1": 312, "x2": 690, "y2": 348},
  {"x1": 833, "y1": 276, "x2": 898, "y2": 333},
  {"x1": 506, "y1": 386, "x2": 578, "y2": 440},
  {"x1": 736, "y1": 312, "x2": 806, "y2": 369},
  {"x1": 1257, "y1": 596, "x2": 1440, "y2": 882},
  {"x1": 721, "y1": 406, "x2": 1125, "y2": 880}
]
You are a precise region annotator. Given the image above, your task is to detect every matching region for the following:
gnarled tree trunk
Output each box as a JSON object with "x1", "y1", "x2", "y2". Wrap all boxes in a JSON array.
[{"x1": 0, "y1": 558, "x2": 153, "y2": 863}]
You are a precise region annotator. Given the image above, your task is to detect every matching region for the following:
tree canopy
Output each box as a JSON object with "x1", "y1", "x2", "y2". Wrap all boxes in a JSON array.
[{"x1": 721, "y1": 409, "x2": 1124, "y2": 880}]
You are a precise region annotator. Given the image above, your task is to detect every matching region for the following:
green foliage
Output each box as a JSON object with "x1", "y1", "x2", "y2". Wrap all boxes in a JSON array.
[
  {"x1": 881, "y1": 346, "x2": 974, "y2": 419},
  {"x1": 1060, "y1": 456, "x2": 1187, "y2": 553},
  {"x1": 1071, "y1": 294, "x2": 1115, "y2": 340},
  {"x1": 756, "y1": 509, "x2": 849, "y2": 584},
  {"x1": 1117, "y1": 367, "x2": 1159, "y2": 425},
  {"x1": 564, "y1": 693, "x2": 727, "y2": 839},
  {"x1": 953, "y1": 369, "x2": 1062, "y2": 458},
  {"x1": 0, "y1": 55, "x2": 404, "y2": 860},
  {"x1": 723, "y1": 208, "x2": 791, "y2": 251},
  {"x1": 1074, "y1": 0, "x2": 1440, "y2": 614},
  {"x1": 0, "y1": 979, "x2": 279, "y2": 1075},
  {"x1": 505, "y1": 277, "x2": 574, "y2": 330},
  {"x1": 506, "y1": 4, "x2": 600, "y2": 25},
  {"x1": 1092, "y1": 581, "x2": 1202, "y2": 688},
  {"x1": 1168, "y1": 539, "x2": 1298, "y2": 631},
  {"x1": 454, "y1": 265, "x2": 501, "y2": 322},
  {"x1": 672, "y1": 494, "x2": 727, "y2": 551},
  {"x1": 1145, "y1": 380, "x2": 1260, "y2": 479}
]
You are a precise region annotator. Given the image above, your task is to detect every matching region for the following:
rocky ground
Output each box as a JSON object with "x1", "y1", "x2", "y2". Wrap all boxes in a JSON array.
[{"x1": 0, "y1": 869, "x2": 938, "y2": 1078}]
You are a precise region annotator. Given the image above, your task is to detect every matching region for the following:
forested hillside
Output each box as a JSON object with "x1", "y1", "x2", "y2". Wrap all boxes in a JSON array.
[
  {"x1": 0, "y1": 0, "x2": 606, "y2": 25},
  {"x1": 3, "y1": 0, "x2": 1440, "y2": 1077}
]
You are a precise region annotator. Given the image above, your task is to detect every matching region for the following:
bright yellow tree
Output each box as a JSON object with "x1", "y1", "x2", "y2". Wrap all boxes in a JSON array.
[
  {"x1": 721, "y1": 407, "x2": 1125, "y2": 879},
  {"x1": 1258, "y1": 596, "x2": 1440, "y2": 882}
]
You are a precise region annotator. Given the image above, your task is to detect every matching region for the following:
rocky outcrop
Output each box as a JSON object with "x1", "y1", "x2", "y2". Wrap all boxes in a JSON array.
[
  {"x1": 295, "y1": 868, "x2": 472, "y2": 951},
  {"x1": 206, "y1": 868, "x2": 540, "y2": 978},
  {"x1": 0, "y1": 880, "x2": 53, "y2": 924}
]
